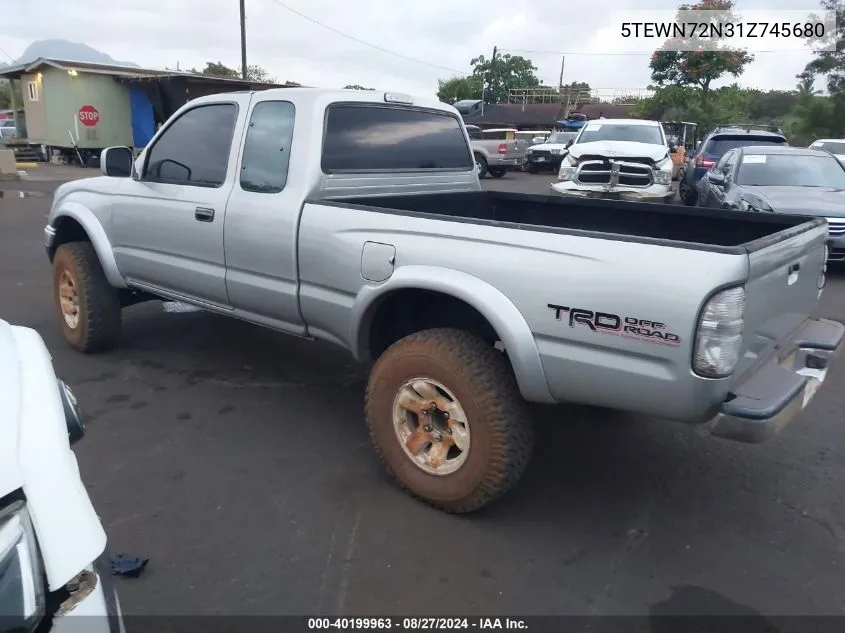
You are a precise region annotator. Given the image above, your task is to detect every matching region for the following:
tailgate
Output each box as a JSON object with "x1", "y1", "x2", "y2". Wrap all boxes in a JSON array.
[
  {"x1": 501, "y1": 141, "x2": 524, "y2": 159},
  {"x1": 734, "y1": 220, "x2": 828, "y2": 382}
]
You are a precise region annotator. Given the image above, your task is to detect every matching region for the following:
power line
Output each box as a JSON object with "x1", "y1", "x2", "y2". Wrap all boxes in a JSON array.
[
  {"x1": 0, "y1": 45, "x2": 16, "y2": 63},
  {"x1": 500, "y1": 47, "x2": 805, "y2": 56},
  {"x1": 264, "y1": 0, "x2": 469, "y2": 76}
]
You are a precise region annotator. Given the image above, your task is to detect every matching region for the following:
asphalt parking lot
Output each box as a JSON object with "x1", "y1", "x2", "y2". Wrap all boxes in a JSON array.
[{"x1": 3, "y1": 166, "x2": 845, "y2": 619}]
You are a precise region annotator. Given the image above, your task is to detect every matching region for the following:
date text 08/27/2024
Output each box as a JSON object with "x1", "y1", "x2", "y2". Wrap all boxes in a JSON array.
[{"x1": 307, "y1": 617, "x2": 528, "y2": 630}]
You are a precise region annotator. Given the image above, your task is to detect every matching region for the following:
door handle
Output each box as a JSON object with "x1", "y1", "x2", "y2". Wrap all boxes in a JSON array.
[{"x1": 195, "y1": 207, "x2": 214, "y2": 222}]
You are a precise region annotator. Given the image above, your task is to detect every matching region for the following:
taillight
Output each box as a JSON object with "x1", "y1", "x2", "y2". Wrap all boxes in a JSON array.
[
  {"x1": 696, "y1": 155, "x2": 715, "y2": 168},
  {"x1": 498, "y1": 143, "x2": 507, "y2": 155}
]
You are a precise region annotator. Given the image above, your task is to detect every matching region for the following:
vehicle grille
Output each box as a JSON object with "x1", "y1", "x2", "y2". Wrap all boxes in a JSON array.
[
  {"x1": 575, "y1": 159, "x2": 653, "y2": 188},
  {"x1": 827, "y1": 218, "x2": 845, "y2": 237},
  {"x1": 530, "y1": 150, "x2": 552, "y2": 159}
]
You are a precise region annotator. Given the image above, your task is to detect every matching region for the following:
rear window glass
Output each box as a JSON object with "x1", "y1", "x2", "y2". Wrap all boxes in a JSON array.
[
  {"x1": 322, "y1": 105, "x2": 473, "y2": 172},
  {"x1": 810, "y1": 141, "x2": 845, "y2": 154},
  {"x1": 704, "y1": 136, "x2": 787, "y2": 157}
]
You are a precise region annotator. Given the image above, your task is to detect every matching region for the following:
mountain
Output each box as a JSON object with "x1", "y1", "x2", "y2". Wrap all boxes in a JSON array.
[{"x1": 0, "y1": 39, "x2": 139, "y2": 69}]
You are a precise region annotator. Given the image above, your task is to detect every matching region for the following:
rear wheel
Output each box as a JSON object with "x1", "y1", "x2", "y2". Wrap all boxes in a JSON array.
[
  {"x1": 488, "y1": 167, "x2": 507, "y2": 178},
  {"x1": 474, "y1": 154, "x2": 488, "y2": 179},
  {"x1": 365, "y1": 328, "x2": 534, "y2": 513},
  {"x1": 52, "y1": 242, "x2": 122, "y2": 352}
]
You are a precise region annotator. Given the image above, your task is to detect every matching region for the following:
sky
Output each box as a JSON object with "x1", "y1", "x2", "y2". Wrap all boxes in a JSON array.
[{"x1": 0, "y1": 0, "x2": 829, "y2": 99}]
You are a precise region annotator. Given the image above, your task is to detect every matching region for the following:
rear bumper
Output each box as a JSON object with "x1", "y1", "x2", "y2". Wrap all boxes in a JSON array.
[
  {"x1": 705, "y1": 317, "x2": 844, "y2": 443},
  {"x1": 487, "y1": 156, "x2": 525, "y2": 169}
]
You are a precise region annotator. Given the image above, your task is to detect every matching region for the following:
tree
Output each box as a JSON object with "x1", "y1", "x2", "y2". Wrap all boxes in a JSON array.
[
  {"x1": 436, "y1": 76, "x2": 483, "y2": 103},
  {"x1": 200, "y1": 61, "x2": 275, "y2": 82},
  {"x1": 0, "y1": 80, "x2": 22, "y2": 110},
  {"x1": 245, "y1": 65, "x2": 275, "y2": 83},
  {"x1": 201, "y1": 61, "x2": 238, "y2": 78},
  {"x1": 470, "y1": 52, "x2": 541, "y2": 104},
  {"x1": 801, "y1": 0, "x2": 845, "y2": 94},
  {"x1": 649, "y1": 0, "x2": 753, "y2": 97},
  {"x1": 344, "y1": 84, "x2": 375, "y2": 90}
]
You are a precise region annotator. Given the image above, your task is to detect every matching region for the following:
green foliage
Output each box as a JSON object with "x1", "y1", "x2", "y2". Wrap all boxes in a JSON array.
[
  {"x1": 649, "y1": 0, "x2": 753, "y2": 92},
  {"x1": 437, "y1": 52, "x2": 542, "y2": 104},
  {"x1": 0, "y1": 80, "x2": 22, "y2": 110},
  {"x1": 200, "y1": 61, "x2": 276, "y2": 82}
]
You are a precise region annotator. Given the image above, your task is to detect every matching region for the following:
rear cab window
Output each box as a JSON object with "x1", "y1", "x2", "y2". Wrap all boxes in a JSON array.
[
  {"x1": 704, "y1": 135, "x2": 788, "y2": 157},
  {"x1": 321, "y1": 104, "x2": 473, "y2": 172}
]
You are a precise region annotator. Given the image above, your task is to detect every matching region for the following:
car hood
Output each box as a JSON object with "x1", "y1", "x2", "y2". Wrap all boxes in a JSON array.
[
  {"x1": 742, "y1": 186, "x2": 845, "y2": 216},
  {"x1": 0, "y1": 319, "x2": 106, "y2": 590},
  {"x1": 529, "y1": 143, "x2": 568, "y2": 151},
  {"x1": 568, "y1": 140, "x2": 669, "y2": 162}
]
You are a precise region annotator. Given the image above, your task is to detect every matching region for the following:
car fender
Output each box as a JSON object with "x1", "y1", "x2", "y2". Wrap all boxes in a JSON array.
[
  {"x1": 350, "y1": 265, "x2": 555, "y2": 404},
  {"x1": 2, "y1": 324, "x2": 107, "y2": 590},
  {"x1": 49, "y1": 201, "x2": 126, "y2": 288}
]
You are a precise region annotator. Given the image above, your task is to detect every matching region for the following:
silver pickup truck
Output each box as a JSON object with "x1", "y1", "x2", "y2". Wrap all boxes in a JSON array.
[
  {"x1": 44, "y1": 88, "x2": 843, "y2": 513},
  {"x1": 465, "y1": 125, "x2": 526, "y2": 178}
]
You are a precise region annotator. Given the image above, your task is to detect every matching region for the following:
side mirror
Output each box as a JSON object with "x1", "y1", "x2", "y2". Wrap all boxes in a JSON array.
[
  {"x1": 100, "y1": 146, "x2": 134, "y2": 178},
  {"x1": 565, "y1": 139, "x2": 573, "y2": 148},
  {"x1": 707, "y1": 171, "x2": 726, "y2": 186},
  {"x1": 669, "y1": 143, "x2": 678, "y2": 153}
]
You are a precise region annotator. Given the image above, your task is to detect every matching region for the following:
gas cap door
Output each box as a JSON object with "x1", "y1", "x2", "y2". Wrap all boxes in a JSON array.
[{"x1": 361, "y1": 241, "x2": 396, "y2": 282}]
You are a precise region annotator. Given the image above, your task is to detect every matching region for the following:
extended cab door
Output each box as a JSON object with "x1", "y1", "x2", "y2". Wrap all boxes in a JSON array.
[
  {"x1": 223, "y1": 97, "x2": 305, "y2": 334},
  {"x1": 109, "y1": 95, "x2": 251, "y2": 307}
]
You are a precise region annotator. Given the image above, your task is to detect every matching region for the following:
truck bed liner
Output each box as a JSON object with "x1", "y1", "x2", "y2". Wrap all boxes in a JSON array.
[{"x1": 327, "y1": 191, "x2": 822, "y2": 253}]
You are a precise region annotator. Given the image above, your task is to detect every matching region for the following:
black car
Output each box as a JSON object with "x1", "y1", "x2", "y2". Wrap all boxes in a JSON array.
[
  {"x1": 679, "y1": 127, "x2": 789, "y2": 206},
  {"x1": 695, "y1": 145, "x2": 845, "y2": 261}
]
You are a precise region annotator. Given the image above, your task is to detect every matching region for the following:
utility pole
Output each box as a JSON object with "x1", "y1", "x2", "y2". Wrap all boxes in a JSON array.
[
  {"x1": 491, "y1": 45, "x2": 497, "y2": 104},
  {"x1": 239, "y1": 0, "x2": 248, "y2": 80},
  {"x1": 558, "y1": 56, "x2": 565, "y2": 92}
]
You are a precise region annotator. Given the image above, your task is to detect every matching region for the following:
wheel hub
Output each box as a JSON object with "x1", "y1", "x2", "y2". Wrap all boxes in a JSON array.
[
  {"x1": 392, "y1": 378, "x2": 470, "y2": 476},
  {"x1": 58, "y1": 270, "x2": 80, "y2": 329}
]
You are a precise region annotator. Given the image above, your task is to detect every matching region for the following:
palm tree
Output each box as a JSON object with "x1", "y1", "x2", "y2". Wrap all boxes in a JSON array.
[{"x1": 796, "y1": 74, "x2": 820, "y2": 99}]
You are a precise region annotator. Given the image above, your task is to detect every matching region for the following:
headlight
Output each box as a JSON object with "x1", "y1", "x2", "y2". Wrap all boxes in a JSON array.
[
  {"x1": 0, "y1": 502, "x2": 46, "y2": 632},
  {"x1": 652, "y1": 156, "x2": 673, "y2": 185},
  {"x1": 58, "y1": 380, "x2": 84, "y2": 445},
  {"x1": 692, "y1": 286, "x2": 746, "y2": 378},
  {"x1": 558, "y1": 154, "x2": 577, "y2": 181}
]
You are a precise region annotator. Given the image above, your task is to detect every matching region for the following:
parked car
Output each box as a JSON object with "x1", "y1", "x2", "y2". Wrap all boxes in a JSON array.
[
  {"x1": 466, "y1": 125, "x2": 526, "y2": 178},
  {"x1": 0, "y1": 118, "x2": 18, "y2": 139},
  {"x1": 0, "y1": 318, "x2": 124, "y2": 632},
  {"x1": 696, "y1": 145, "x2": 845, "y2": 262},
  {"x1": 44, "y1": 88, "x2": 842, "y2": 513},
  {"x1": 551, "y1": 119, "x2": 678, "y2": 202},
  {"x1": 680, "y1": 126, "x2": 789, "y2": 206},
  {"x1": 809, "y1": 138, "x2": 845, "y2": 162},
  {"x1": 525, "y1": 131, "x2": 578, "y2": 173}
]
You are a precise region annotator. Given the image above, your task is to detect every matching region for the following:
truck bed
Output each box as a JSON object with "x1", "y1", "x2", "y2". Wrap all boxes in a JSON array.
[{"x1": 327, "y1": 190, "x2": 822, "y2": 252}]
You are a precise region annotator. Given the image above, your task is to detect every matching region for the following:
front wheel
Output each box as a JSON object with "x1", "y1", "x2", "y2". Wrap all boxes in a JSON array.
[
  {"x1": 526, "y1": 163, "x2": 540, "y2": 174},
  {"x1": 52, "y1": 242, "x2": 122, "y2": 352},
  {"x1": 365, "y1": 328, "x2": 535, "y2": 513}
]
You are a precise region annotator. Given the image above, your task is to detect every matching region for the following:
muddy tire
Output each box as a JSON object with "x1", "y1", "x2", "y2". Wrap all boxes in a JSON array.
[
  {"x1": 52, "y1": 242, "x2": 122, "y2": 353},
  {"x1": 365, "y1": 328, "x2": 534, "y2": 513}
]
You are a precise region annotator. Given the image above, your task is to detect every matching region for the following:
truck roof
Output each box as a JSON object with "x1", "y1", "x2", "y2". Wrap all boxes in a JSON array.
[
  {"x1": 589, "y1": 119, "x2": 661, "y2": 126},
  {"x1": 188, "y1": 87, "x2": 457, "y2": 116}
]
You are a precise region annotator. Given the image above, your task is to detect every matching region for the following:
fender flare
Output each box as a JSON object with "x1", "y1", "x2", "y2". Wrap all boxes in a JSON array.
[
  {"x1": 349, "y1": 265, "x2": 555, "y2": 404},
  {"x1": 50, "y1": 202, "x2": 126, "y2": 288}
]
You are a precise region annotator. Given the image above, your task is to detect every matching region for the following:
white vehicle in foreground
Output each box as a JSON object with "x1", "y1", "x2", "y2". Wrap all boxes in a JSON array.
[
  {"x1": 0, "y1": 319, "x2": 123, "y2": 633},
  {"x1": 551, "y1": 119, "x2": 678, "y2": 203}
]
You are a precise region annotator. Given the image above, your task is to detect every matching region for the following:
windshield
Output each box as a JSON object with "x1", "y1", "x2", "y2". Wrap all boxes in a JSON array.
[
  {"x1": 705, "y1": 136, "x2": 787, "y2": 157},
  {"x1": 736, "y1": 153, "x2": 845, "y2": 188},
  {"x1": 576, "y1": 123, "x2": 663, "y2": 145},
  {"x1": 810, "y1": 141, "x2": 845, "y2": 155},
  {"x1": 547, "y1": 132, "x2": 575, "y2": 144}
]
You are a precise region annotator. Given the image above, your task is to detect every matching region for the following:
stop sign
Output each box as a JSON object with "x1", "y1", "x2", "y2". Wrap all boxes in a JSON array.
[{"x1": 78, "y1": 105, "x2": 100, "y2": 127}]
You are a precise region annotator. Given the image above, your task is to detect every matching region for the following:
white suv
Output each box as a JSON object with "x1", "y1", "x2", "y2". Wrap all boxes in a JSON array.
[{"x1": 551, "y1": 119, "x2": 677, "y2": 203}]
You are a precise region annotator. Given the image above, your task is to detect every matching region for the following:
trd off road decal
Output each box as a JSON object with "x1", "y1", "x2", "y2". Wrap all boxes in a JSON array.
[{"x1": 547, "y1": 304, "x2": 681, "y2": 346}]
